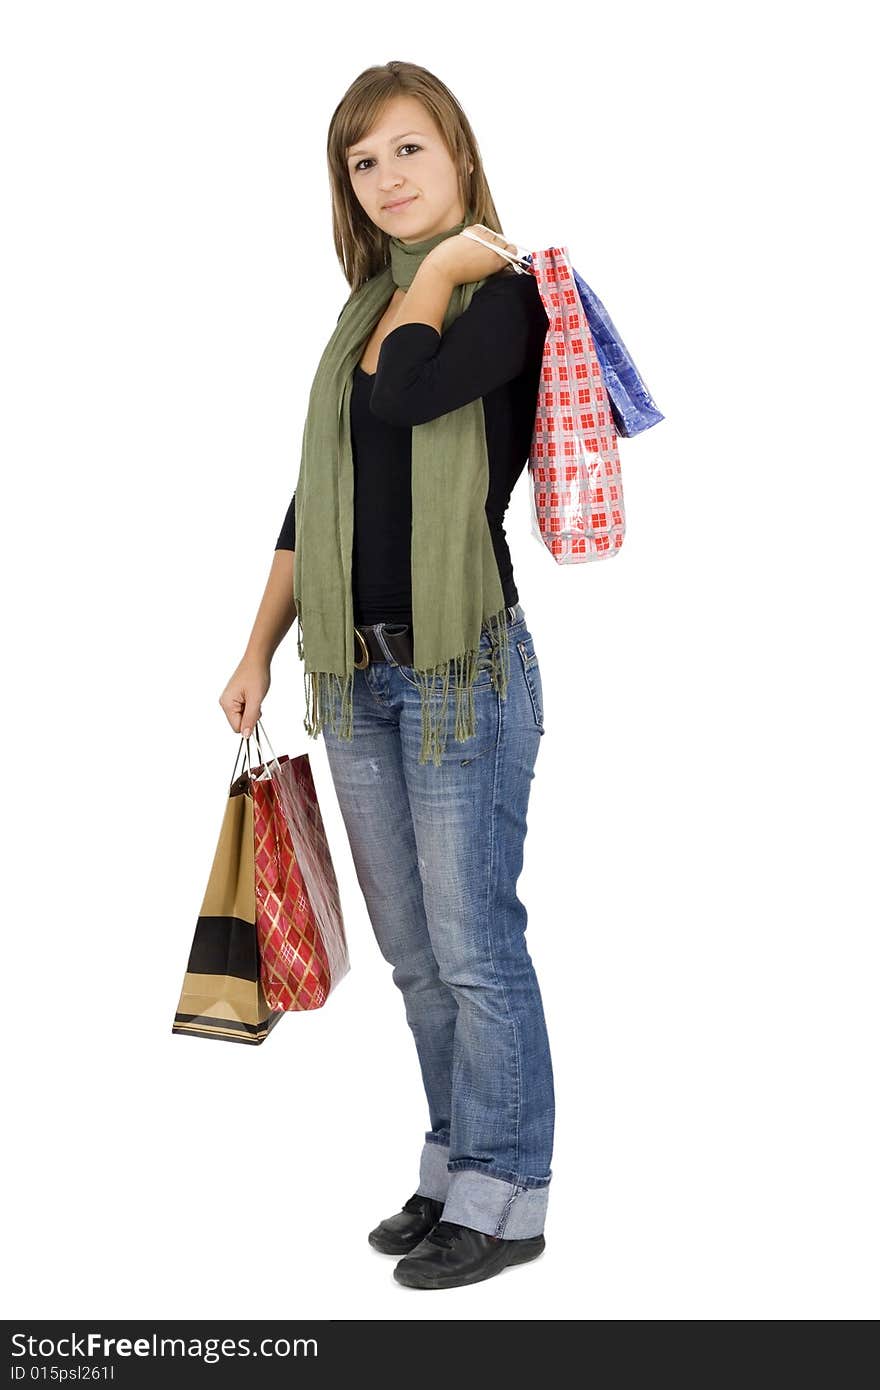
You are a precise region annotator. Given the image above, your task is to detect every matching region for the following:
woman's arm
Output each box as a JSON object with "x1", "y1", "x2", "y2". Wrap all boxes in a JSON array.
[
  {"x1": 219, "y1": 548, "x2": 297, "y2": 739},
  {"x1": 369, "y1": 271, "x2": 547, "y2": 427},
  {"x1": 391, "y1": 260, "x2": 455, "y2": 334},
  {"x1": 386, "y1": 223, "x2": 519, "y2": 337},
  {"x1": 243, "y1": 548, "x2": 297, "y2": 665}
]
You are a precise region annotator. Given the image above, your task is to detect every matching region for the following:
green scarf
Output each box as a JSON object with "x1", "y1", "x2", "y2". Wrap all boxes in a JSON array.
[{"x1": 292, "y1": 211, "x2": 512, "y2": 767}]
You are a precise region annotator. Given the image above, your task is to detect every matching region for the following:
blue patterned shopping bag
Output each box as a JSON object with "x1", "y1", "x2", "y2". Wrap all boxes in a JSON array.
[{"x1": 570, "y1": 267, "x2": 664, "y2": 438}]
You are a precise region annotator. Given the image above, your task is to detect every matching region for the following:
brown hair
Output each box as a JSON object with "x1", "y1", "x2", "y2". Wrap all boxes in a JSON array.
[{"x1": 327, "y1": 60, "x2": 506, "y2": 292}]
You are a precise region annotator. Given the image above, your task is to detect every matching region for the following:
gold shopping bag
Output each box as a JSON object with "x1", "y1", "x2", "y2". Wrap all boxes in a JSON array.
[{"x1": 172, "y1": 746, "x2": 282, "y2": 1045}]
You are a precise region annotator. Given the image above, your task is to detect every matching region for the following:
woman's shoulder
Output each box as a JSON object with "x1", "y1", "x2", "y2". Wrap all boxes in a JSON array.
[
  {"x1": 478, "y1": 263, "x2": 539, "y2": 298},
  {"x1": 482, "y1": 263, "x2": 525, "y2": 288},
  {"x1": 475, "y1": 264, "x2": 549, "y2": 329}
]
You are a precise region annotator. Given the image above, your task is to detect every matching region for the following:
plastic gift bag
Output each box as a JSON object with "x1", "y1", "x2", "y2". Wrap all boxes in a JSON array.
[
  {"x1": 570, "y1": 266, "x2": 664, "y2": 439},
  {"x1": 461, "y1": 229, "x2": 652, "y2": 564},
  {"x1": 525, "y1": 244, "x2": 626, "y2": 564},
  {"x1": 248, "y1": 722, "x2": 349, "y2": 1011}
]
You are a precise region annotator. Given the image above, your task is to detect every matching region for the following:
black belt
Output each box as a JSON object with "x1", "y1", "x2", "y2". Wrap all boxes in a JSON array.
[{"x1": 353, "y1": 605, "x2": 520, "y2": 670}]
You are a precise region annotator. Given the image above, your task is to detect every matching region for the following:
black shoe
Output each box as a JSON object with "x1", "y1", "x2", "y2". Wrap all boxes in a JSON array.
[
  {"x1": 368, "y1": 1192, "x2": 446, "y2": 1256},
  {"x1": 393, "y1": 1219, "x2": 546, "y2": 1289}
]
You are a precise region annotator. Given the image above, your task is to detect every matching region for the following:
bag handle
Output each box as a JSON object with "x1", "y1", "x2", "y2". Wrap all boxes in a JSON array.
[{"x1": 229, "y1": 720, "x2": 271, "y2": 789}]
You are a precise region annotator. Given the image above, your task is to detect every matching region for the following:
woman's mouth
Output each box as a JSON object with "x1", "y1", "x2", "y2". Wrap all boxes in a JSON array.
[{"x1": 384, "y1": 196, "x2": 417, "y2": 212}]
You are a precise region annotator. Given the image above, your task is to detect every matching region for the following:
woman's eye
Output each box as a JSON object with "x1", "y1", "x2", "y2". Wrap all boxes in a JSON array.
[{"x1": 354, "y1": 143, "x2": 420, "y2": 172}]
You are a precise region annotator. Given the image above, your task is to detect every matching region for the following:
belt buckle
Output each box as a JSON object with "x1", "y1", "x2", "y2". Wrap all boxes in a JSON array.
[{"x1": 353, "y1": 626, "x2": 370, "y2": 669}]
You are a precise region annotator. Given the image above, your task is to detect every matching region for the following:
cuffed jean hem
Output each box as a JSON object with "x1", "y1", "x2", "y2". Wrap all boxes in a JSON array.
[
  {"x1": 416, "y1": 1136, "x2": 452, "y2": 1203},
  {"x1": 415, "y1": 1140, "x2": 551, "y2": 1239}
]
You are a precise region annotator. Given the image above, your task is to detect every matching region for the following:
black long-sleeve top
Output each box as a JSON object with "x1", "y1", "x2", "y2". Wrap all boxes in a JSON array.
[{"x1": 275, "y1": 266, "x2": 549, "y2": 626}]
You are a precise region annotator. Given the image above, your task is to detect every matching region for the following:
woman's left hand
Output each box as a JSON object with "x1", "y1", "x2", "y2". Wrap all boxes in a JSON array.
[{"x1": 424, "y1": 223, "x2": 522, "y2": 287}]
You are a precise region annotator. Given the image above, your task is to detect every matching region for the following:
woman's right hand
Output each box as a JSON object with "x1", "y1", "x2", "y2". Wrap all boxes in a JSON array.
[{"x1": 219, "y1": 656, "x2": 271, "y2": 740}]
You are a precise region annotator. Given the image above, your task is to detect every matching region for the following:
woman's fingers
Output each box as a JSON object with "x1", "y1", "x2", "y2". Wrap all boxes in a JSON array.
[
  {"x1": 219, "y1": 661, "x2": 270, "y2": 739},
  {"x1": 427, "y1": 224, "x2": 523, "y2": 285},
  {"x1": 470, "y1": 224, "x2": 518, "y2": 258}
]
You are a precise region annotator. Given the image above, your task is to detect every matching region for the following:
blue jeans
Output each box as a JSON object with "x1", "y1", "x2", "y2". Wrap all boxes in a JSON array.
[{"x1": 321, "y1": 603, "x2": 555, "y2": 1239}]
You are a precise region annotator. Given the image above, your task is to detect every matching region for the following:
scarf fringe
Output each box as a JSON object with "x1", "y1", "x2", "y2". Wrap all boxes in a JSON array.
[{"x1": 296, "y1": 607, "x2": 512, "y2": 768}]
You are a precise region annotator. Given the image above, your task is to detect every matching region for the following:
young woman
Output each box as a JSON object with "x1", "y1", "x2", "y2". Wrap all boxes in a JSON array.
[{"x1": 219, "y1": 61, "x2": 554, "y2": 1291}]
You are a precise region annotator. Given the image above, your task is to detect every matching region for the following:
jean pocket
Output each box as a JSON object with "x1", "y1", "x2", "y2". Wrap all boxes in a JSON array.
[
  {"x1": 471, "y1": 623, "x2": 505, "y2": 684},
  {"x1": 516, "y1": 635, "x2": 545, "y2": 732}
]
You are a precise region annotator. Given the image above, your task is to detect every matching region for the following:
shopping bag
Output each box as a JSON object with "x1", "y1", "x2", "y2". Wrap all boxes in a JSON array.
[
  {"x1": 569, "y1": 266, "x2": 664, "y2": 439},
  {"x1": 525, "y1": 244, "x2": 625, "y2": 563},
  {"x1": 172, "y1": 740, "x2": 283, "y2": 1045},
  {"x1": 461, "y1": 232, "x2": 621, "y2": 563},
  {"x1": 248, "y1": 721, "x2": 349, "y2": 1011}
]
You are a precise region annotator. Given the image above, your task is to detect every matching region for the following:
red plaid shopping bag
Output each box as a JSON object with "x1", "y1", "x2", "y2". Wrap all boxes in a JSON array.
[
  {"x1": 526, "y1": 245, "x2": 625, "y2": 563},
  {"x1": 249, "y1": 722, "x2": 349, "y2": 1012},
  {"x1": 460, "y1": 228, "x2": 627, "y2": 564}
]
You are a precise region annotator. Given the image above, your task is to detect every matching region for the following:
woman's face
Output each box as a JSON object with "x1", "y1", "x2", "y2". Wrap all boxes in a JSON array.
[{"x1": 345, "y1": 93, "x2": 474, "y2": 245}]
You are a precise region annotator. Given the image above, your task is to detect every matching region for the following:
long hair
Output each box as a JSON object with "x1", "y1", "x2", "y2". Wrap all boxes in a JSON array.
[{"x1": 327, "y1": 60, "x2": 505, "y2": 293}]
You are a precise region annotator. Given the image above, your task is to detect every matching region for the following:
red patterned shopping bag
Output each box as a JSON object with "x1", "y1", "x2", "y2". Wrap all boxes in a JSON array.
[
  {"x1": 526, "y1": 245, "x2": 625, "y2": 563},
  {"x1": 248, "y1": 722, "x2": 349, "y2": 1011},
  {"x1": 461, "y1": 228, "x2": 626, "y2": 565}
]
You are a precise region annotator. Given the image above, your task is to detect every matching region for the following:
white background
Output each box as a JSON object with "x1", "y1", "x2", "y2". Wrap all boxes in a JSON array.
[{"x1": 2, "y1": 0, "x2": 877, "y2": 1322}]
